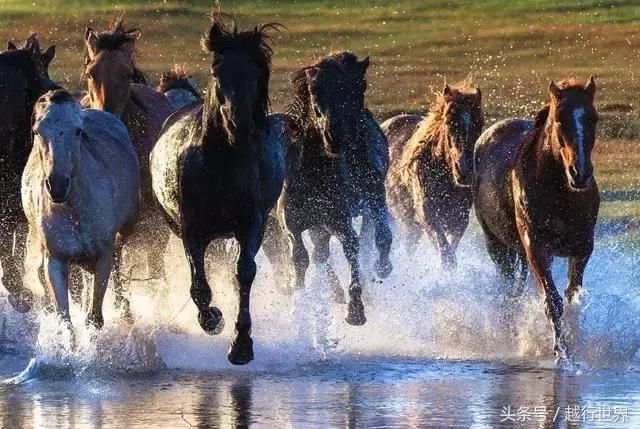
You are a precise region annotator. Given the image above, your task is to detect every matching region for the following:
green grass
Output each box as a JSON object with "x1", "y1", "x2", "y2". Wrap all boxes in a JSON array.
[{"x1": 2, "y1": 0, "x2": 640, "y2": 221}]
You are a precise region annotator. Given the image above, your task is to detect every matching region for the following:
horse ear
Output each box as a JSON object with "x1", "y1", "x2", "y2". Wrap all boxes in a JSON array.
[
  {"x1": 585, "y1": 75, "x2": 596, "y2": 100},
  {"x1": 42, "y1": 45, "x2": 56, "y2": 67},
  {"x1": 85, "y1": 27, "x2": 99, "y2": 58},
  {"x1": 548, "y1": 80, "x2": 562, "y2": 100},
  {"x1": 443, "y1": 83, "x2": 452, "y2": 97},
  {"x1": 6, "y1": 41, "x2": 17, "y2": 51},
  {"x1": 358, "y1": 56, "x2": 370, "y2": 74}
]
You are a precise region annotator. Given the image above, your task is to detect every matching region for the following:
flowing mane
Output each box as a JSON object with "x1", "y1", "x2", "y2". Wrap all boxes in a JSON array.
[
  {"x1": 200, "y1": 14, "x2": 278, "y2": 130},
  {"x1": 83, "y1": 14, "x2": 147, "y2": 85},
  {"x1": 399, "y1": 76, "x2": 480, "y2": 171}
]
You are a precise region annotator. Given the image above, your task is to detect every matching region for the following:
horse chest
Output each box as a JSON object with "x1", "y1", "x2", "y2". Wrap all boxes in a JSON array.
[{"x1": 41, "y1": 207, "x2": 108, "y2": 260}]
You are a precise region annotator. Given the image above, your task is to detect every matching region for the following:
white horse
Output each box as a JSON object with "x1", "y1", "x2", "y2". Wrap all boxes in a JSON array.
[{"x1": 22, "y1": 90, "x2": 140, "y2": 329}]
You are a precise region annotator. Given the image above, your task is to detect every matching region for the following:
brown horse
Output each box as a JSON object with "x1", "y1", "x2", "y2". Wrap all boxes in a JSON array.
[
  {"x1": 473, "y1": 77, "x2": 599, "y2": 362},
  {"x1": 83, "y1": 16, "x2": 173, "y2": 294},
  {"x1": 383, "y1": 79, "x2": 483, "y2": 268}
]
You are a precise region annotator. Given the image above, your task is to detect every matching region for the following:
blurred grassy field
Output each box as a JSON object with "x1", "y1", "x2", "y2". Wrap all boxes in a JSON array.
[{"x1": 1, "y1": 0, "x2": 639, "y2": 220}]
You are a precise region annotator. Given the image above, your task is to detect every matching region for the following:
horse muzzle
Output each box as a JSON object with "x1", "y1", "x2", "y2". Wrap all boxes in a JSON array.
[{"x1": 46, "y1": 176, "x2": 71, "y2": 203}]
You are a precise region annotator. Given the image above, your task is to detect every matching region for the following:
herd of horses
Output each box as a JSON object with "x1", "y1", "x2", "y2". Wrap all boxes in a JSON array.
[{"x1": 0, "y1": 13, "x2": 600, "y2": 365}]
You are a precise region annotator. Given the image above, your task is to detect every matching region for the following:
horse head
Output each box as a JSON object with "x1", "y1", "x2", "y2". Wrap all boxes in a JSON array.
[
  {"x1": 548, "y1": 77, "x2": 597, "y2": 190},
  {"x1": 32, "y1": 90, "x2": 83, "y2": 204},
  {"x1": 296, "y1": 52, "x2": 369, "y2": 156},
  {"x1": 83, "y1": 15, "x2": 144, "y2": 118},
  {"x1": 7, "y1": 33, "x2": 55, "y2": 79},
  {"x1": 201, "y1": 15, "x2": 277, "y2": 145},
  {"x1": 441, "y1": 80, "x2": 483, "y2": 186}
]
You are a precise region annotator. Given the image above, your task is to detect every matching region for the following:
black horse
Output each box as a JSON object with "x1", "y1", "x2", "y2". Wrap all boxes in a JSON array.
[
  {"x1": 0, "y1": 40, "x2": 58, "y2": 313},
  {"x1": 150, "y1": 16, "x2": 285, "y2": 365},
  {"x1": 263, "y1": 51, "x2": 393, "y2": 326}
]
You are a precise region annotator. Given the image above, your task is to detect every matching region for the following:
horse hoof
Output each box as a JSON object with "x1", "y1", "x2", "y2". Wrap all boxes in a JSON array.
[
  {"x1": 198, "y1": 307, "x2": 224, "y2": 335},
  {"x1": 346, "y1": 300, "x2": 366, "y2": 326},
  {"x1": 228, "y1": 333, "x2": 254, "y2": 365},
  {"x1": 375, "y1": 258, "x2": 393, "y2": 279},
  {"x1": 8, "y1": 289, "x2": 33, "y2": 314},
  {"x1": 86, "y1": 313, "x2": 104, "y2": 330}
]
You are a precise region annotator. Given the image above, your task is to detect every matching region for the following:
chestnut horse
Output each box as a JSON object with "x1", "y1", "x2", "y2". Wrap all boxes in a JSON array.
[
  {"x1": 83, "y1": 16, "x2": 173, "y2": 292},
  {"x1": 473, "y1": 77, "x2": 599, "y2": 362},
  {"x1": 157, "y1": 64, "x2": 202, "y2": 110},
  {"x1": 383, "y1": 79, "x2": 483, "y2": 268},
  {"x1": 263, "y1": 51, "x2": 392, "y2": 325},
  {"x1": 0, "y1": 39, "x2": 59, "y2": 313},
  {"x1": 150, "y1": 16, "x2": 285, "y2": 365}
]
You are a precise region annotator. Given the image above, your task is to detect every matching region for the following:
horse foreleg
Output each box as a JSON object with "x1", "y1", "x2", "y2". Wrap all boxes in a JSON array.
[
  {"x1": 521, "y1": 231, "x2": 566, "y2": 361},
  {"x1": 336, "y1": 223, "x2": 366, "y2": 326},
  {"x1": 565, "y1": 252, "x2": 590, "y2": 304},
  {"x1": 44, "y1": 256, "x2": 71, "y2": 323},
  {"x1": 228, "y1": 218, "x2": 265, "y2": 365},
  {"x1": 367, "y1": 192, "x2": 393, "y2": 279},
  {"x1": 86, "y1": 251, "x2": 114, "y2": 330},
  {"x1": 1, "y1": 223, "x2": 33, "y2": 313},
  {"x1": 425, "y1": 222, "x2": 455, "y2": 270},
  {"x1": 310, "y1": 228, "x2": 345, "y2": 304},
  {"x1": 184, "y1": 233, "x2": 223, "y2": 335}
]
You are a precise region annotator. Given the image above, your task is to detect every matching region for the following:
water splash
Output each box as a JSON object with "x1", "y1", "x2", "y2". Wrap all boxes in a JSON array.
[{"x1": 2, "y1": 224, "x2": 640, "y2": 381}]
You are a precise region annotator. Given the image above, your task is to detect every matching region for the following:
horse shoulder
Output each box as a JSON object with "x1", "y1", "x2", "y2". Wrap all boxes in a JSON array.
[{"x1": 362, "y1": 110, "x2": 389, "y2": 175}]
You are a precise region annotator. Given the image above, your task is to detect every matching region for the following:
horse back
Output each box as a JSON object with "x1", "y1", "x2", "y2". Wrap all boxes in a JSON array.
[
  {"x1": 473, "y1": 118, "x2": 534, "y2": 248},
  {"x1": 381, "y1": 114, "x2": 422, "y2": 164}
]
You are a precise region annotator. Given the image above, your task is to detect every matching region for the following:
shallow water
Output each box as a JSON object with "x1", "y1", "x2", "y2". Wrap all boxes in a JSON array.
[{"x1": 2, "y1": 220, "x2": 640, "y2": 427}]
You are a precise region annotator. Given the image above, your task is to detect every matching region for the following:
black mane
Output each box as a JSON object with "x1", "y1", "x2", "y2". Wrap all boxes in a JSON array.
[{"x1": 201, "y1": 15, "x2": 279, "y2": 131}]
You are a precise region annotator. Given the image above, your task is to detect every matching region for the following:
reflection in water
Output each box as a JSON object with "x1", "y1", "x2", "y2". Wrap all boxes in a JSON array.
[{"x1": 1, "y1": 356, "x2": 640, "y2": 427}]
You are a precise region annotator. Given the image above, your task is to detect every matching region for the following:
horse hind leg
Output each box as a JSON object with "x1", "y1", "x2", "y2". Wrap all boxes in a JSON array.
[
  {"x1": 565, "y1": 252, "x2": 591, "y2": 304},
  {"x1": 310, "y1": 228, "x2": 345, "y2": 304},
  {"x1": 184, "y1": 232, "x2": 224, "y2": 335},
  {"x1": 112, "y1": 245, "x2": 133, "y2": 323},
  {"x1": 228, "y1": 218, "x2": 267, "y2": 365}
]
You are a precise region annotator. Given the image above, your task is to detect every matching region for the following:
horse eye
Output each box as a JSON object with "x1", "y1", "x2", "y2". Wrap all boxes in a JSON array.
[{"x1": 75, "y1": 128, "x2": 82, "y2": 137}]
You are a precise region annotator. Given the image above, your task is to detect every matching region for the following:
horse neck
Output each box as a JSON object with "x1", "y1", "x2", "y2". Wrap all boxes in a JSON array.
[
  {"x1": 410, "y1": 118, "x2": 451, "y2": 171},
  {"x1": 521, "y1": 119, "x2": 565, "y2": 182}
]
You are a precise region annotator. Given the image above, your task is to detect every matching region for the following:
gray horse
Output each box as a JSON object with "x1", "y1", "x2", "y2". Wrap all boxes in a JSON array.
[{"x1": 22, "y1": 90, "x2": 139, "y2": 329}]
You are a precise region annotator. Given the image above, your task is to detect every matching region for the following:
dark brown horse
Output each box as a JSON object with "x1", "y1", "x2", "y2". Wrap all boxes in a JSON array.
[
  {"x1": 150, "y1": 16, "x2": 285, "y2": 365},
  {"x1": 383, "y1": 79, "x2": 483, "y2": 268},
  {"x1": 6, "y1": 33, "x2": 55, "y2": 79},
  {"x1": 264, "y1": 51, "x2": 392, "y2": 325},
  {"x1": 0, "y1": 38, "x2": 58, "y2": 313},
  {"x1": 83, "y1": 16, "x2": 173, "y2": 301},
  {"x1": 474, "y1": 77, "x2": 599, "y2": 362}
]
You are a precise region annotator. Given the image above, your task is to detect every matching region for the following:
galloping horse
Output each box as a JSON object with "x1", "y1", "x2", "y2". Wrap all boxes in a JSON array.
[
  {"x1": 264, "y1": 51, "x2": 392, "y2": 325},
  {"x1": 383, "y1": 78, "x2": 484, "y2": 269},
  {"x1": 157, "y1": 64, "x2": 202, "y2": 110},
  {"x1": 0, "y1": 41, "x2": 58, "y2": 313},
  {"x1": 22, "y1": 90, "x2": 139, "y2": 329},
  {"x1": 474, "y1": 77, "x2": 599, "y2": 362},
  {"x1": 83, "y1": 16, "x2": 173, "y2": 288},
  {"x1": 150, "y1": 16, "x2": 285, "y2": 365}
]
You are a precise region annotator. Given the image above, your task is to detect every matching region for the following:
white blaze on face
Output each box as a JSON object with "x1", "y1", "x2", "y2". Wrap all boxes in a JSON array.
[{"x1": 573, "y1": 106, "x2": 586, "y2": 173}]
